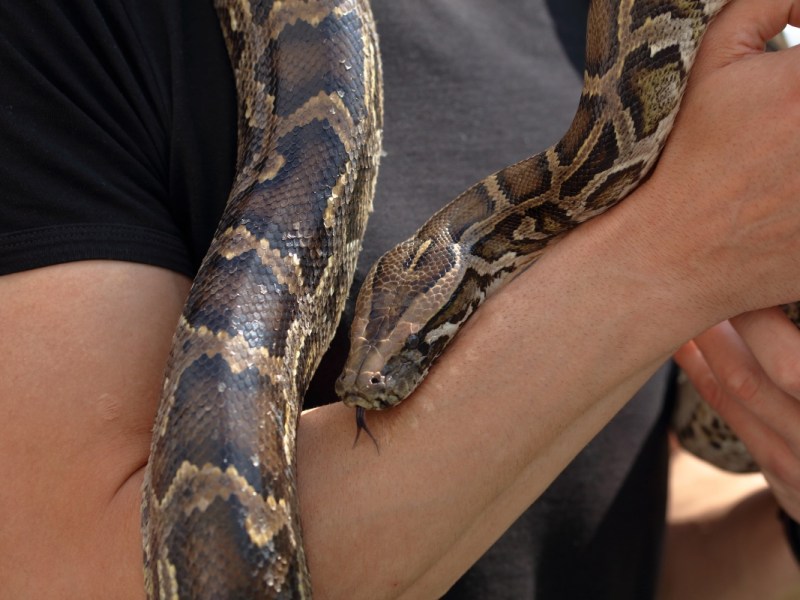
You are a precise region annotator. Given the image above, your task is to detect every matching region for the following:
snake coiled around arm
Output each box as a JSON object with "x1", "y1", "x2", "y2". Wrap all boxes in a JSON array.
[
  {"x1": 337, "y1": 0, "x2": 798, "y2": 475},
  {"x1": 141, "y1": 0, "x2": 789, "y2": 597}
]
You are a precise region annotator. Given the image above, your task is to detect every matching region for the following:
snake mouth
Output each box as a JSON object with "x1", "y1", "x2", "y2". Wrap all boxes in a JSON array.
[
  {"x1": 338, "y1": 387, "x2": 399, "y2": 410},
  {"x1": 338, "y1": 356, "x2": 421, "y2": 409},
  {"x1": 336, "y1": 324, "x2": 428, "y2": 410},
  {"x1": 336, "y1": 342, "x2": 401, "y2": 408},
  {"x1": 335, "y1": 367, "x2": 387, "y2": 409}
]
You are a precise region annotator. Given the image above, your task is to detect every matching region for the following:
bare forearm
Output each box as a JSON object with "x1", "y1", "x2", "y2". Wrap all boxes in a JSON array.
[
  {"x1": 296, "y1": 190, "x2": 717, "y2": 599},
  {"x1": 297, "y1": 38, "x2": 800, "y2": 587}
]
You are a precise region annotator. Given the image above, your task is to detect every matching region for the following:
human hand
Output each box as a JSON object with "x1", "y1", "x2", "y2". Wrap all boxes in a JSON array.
[
  {"x1": 675, "y1": 307, "x2": 800, "y2": 522},
  {"x1": 636, "y1": 0, "x2": 800, "y2": 320}
]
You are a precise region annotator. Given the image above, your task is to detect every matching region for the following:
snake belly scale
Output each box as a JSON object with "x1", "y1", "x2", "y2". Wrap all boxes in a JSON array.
[{"x1": 142, "y1": 1, "x2": 381, "y2": 597}]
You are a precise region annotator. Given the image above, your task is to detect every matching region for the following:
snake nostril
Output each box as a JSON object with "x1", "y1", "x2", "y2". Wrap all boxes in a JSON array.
[{"x1": 370, "y1": 375, "x2": 382, "y2": 386}]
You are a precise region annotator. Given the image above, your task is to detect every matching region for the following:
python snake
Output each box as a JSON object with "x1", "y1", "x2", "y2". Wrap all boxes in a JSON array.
[
  {"x1": 336, "y1": 0, "x2": 799, "y2": 478},
  {"x1": 142, "y1": 0, "x2": 381, "y2": 597},
  {"x1": 142, "y1": 0, "x2": 783, "y2": 597}
]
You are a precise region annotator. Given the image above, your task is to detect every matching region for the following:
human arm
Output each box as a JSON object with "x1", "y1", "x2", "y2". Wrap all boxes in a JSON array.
[
  {"x1": 298, "y1": 0, "x2": 800, "y2": 596},
  {"x1": 0, "y1": 262, "x2": 189, "y2": 598},
  {"x1": 2, "y1": 0, "x2": 800, "y2": 598}
]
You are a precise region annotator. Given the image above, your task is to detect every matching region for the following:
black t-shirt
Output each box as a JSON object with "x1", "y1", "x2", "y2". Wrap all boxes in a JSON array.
[{"x1": 0, "y1": 1, "x2": 670, "y2": 598}]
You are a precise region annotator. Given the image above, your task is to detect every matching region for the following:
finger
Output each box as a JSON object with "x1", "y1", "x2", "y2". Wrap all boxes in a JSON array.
[
  {"x1": 693, "y1": 321, "x2": 800, "y2": 466},
  {"x1": 694, "y1": 321, "x2": 766, "y2": 410},
  {"x1": 674, "y1": 331, "x2": 762, "y2": 424},
  {"x1": 694, "y1": 0, "x2": 800, "y2": 75},
  {"x1": 674, "y1": 339, "x2": 722, "y2": 406},
  {"x1": 675, "y1": 332, "x2": 789, "y2": 470},
  {"x1": 732, "y1": 307, "x2": 800, "y2": 400},
  {"x1": 703, "y1": 0, "x2": 800, "y2": 57}
]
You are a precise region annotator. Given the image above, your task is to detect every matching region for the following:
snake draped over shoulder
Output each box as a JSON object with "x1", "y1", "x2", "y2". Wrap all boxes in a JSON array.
[{"x1": 141, "y1": 0, "x2": 381, "y2": 597}]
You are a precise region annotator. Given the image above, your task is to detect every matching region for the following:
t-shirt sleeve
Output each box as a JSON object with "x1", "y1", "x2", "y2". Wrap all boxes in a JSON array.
[{"x1": 0, "y1": 0, "x2": 236, "y2": 277}]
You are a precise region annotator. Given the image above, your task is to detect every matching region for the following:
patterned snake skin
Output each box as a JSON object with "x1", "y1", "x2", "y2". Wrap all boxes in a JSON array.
[
  {"x1": 142, "y1": 1, "x2": 381, "y2": 597},
  {"x1": 337, "y1": 0, "x2": 733, "y2": 407},
  {"x1": 337, "y1": 0, "x2": 782, "y2": 462},
  {"x1": 336, "y1": 0, "x2": 800, "y2": 480},
  {"x1": 336, "y1": 0, "x2": 800, "y2": 476},
  {"x1": 142, "y1": 0, "x2": 792, "y2": 597}
]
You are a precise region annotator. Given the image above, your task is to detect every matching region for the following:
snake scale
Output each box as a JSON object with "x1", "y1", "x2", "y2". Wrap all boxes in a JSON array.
[
  {"x1": 142, "y1": 0, "x2": 787, "y2": 597},
  {"x1": 142, "y1": 0, "x2": 381, "y2": 597}
]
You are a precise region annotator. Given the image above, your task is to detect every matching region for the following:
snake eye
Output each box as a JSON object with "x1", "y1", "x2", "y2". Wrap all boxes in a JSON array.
[{"x1": 406, "y1": 333, "x2": 420, "y2": 349}]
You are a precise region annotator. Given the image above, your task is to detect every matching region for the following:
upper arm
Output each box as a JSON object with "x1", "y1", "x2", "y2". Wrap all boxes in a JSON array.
[{"x1": 0, "y1": 260, "x2": 188, "y2": 598}]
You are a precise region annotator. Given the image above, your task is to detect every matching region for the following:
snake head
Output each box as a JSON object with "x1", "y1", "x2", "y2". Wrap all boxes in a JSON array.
[{"x1": 336, "y1": 234, "x2": 473, "y2": 410}]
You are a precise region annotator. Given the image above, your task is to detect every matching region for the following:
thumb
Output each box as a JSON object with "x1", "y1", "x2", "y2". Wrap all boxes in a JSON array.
[{"x1": 693, "y1": 0, "x2": 800, "y2": 76}]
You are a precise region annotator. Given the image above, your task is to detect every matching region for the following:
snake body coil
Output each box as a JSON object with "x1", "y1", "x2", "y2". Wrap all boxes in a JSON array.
[{"x1": 142, "y1": 1, "x2": 381, "y2": 597}]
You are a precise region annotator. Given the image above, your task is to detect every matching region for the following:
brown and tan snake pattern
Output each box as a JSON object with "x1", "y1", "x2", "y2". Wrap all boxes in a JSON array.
[
  {"x1": 141, "y1": 0, "x2": 792, "y2": 597},
  {"x1": 336, "y1": 0, "x2": 800, "y2": 480},
  {"x1": 335, "y1": 0, "x2": 786, "y2": 466},
  {"x1": 338, "y1": 0, "x2": 728, "y2": 405},
  {"x1": 142, "y1": 1, "x2": 381, "y2": 597},
  {"x1": 337, "y1": 0, "x2": 799, "y2": 475}
]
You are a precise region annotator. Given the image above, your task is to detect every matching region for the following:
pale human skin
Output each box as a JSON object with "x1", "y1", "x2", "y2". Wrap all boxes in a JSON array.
[{"x1": 1, "y1": 0, "x2": 800, "y2": 598}]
